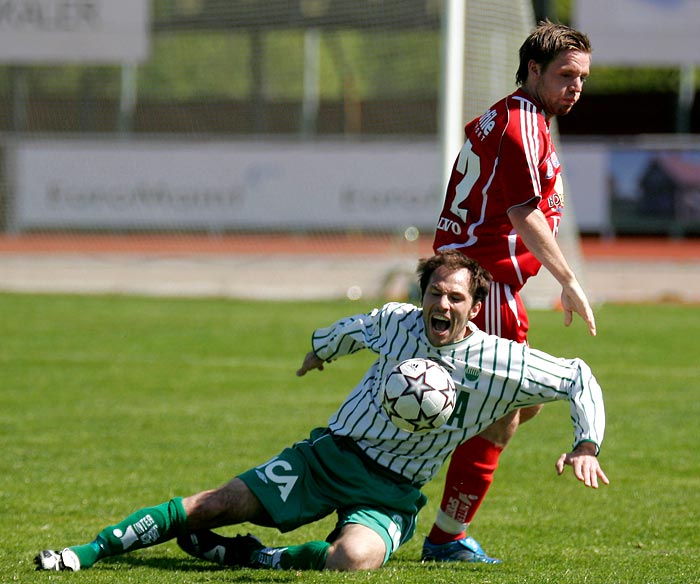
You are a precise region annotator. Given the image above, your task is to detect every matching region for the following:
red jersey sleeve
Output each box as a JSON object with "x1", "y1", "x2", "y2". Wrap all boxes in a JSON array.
[{"x1": 497, "y1": 95, "x2": 545, "y2": 209}]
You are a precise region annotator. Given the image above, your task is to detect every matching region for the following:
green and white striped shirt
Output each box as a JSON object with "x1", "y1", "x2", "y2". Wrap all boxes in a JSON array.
[{"x1": 313, "y1": 302, "x2": 605, "y2": 486}]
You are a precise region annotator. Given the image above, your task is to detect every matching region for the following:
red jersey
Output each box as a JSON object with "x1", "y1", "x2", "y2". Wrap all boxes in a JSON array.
[{"x1": 433, "y1": 88, "x2": 564, "y2": 289}]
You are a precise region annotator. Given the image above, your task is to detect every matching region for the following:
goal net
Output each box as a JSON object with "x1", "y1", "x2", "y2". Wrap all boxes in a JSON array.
[
  {"x1": 0, "y1": 0, "x2": 584, "y2": 304},
  {"x1": 456, "y1": 0, "x2": 586, "y2": 309}
]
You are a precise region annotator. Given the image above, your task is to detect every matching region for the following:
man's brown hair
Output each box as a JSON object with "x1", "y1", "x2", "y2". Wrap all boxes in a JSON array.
[
  {"x1": 516, "y1": 20, "x2": 592, "y2": 86},
  {"x1": 417, "y1": 250, "x2": 492, "y2": 304}
]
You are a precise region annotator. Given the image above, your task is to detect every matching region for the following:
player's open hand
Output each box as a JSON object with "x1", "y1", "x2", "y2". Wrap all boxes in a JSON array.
[
  {"x1": 297, "y1": 351, "x2": 326, "y2": 376},
  {"x1": 556, "y1": 445, "x2": 609, "y2": 488},
  {"x1": 560, "y1": 280, "x2": 597, "y2": 336}
]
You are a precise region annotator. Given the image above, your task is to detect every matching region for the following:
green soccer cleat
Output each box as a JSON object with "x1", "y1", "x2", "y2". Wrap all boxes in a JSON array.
[{"x1": 421, "y1": 536, "x2": 502, "y2": 564}]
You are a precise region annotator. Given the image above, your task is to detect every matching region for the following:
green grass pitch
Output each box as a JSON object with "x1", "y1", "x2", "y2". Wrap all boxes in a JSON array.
[{"x1": 1, "y1": 293, "x2": 698, "y2": 584}]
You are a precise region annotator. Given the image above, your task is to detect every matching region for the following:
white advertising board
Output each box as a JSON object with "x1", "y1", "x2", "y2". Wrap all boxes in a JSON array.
[
  {"x1": 10, "y1": 139, "x2": 443, "y2": 231},
  {"x1": 0, "y1": 0, "x2": 149, "y2": 63},
  {"x1": 574, "y1": 0, "x2": 700, "y2": 65},
  {"x1": 15, "y1": 136, "x2": 694, "y2": 236}
]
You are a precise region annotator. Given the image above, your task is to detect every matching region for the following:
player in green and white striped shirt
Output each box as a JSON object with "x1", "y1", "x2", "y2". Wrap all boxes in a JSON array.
[
  {"x1": 35, "y1": 250, "x2": 608, "y2": 574},
  {"x1": 318, "y1": 302, "x2": 604, "y2": 487}
]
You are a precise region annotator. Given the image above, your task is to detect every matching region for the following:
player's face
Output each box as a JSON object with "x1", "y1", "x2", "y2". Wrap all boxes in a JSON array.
[
  {"x1": 422, "y1": 266, "x2": 482, "y2": 347},
  {"x1": 527, "y1": 49, "x2": 590, "y2": 118}
]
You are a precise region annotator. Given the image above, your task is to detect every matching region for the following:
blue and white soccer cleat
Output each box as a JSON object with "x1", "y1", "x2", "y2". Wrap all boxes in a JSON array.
[
  {"x1": 34, "y1": 548, "x2": 81, "y2": 571},
  {"x1": 421, "y1": 535, "x2": 502, "y2": 564}
]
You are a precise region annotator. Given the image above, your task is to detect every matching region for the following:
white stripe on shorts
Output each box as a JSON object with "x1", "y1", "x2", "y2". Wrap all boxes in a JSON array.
[{"x1": 483, "y1": 281, "x2": 521, "y2": 337}]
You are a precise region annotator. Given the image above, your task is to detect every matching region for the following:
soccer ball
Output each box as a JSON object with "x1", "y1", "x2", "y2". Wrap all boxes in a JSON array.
[{"x1": 381, "y1": 358, "x2": 456, "y2": 433}]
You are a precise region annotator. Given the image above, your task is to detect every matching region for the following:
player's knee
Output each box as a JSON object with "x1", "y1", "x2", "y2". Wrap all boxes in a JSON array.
[
  {"x1": 325, "y1": 526, "x2": 386, "y2": 571},
  {"x1": 183, "y1": 479, "x2": 260, "y2": 529},
  {"x1": 479, "y1": 410, "x2": 521, "y2": 446},
  {"x1": 325, "y1": 540, "x2": 384, "y2": 571}
]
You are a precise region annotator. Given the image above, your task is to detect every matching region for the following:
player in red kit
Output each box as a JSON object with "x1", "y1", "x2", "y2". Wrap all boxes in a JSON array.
[{"x1": 423, "y1": 21, "x2": 597, "y2": 563}]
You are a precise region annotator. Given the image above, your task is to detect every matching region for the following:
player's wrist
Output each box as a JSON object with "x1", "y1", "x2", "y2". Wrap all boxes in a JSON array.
[{"x1": 573, "y1": 439, "x2": 599, "y2": 456}]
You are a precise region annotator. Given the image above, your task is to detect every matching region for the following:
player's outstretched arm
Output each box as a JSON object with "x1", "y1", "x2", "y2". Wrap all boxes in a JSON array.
[
  {"x1": 296, "y1": 351, "x2": 326, "y2": 377},
  {"x1": 555, "y1": 442, "x2": 609, "y2": 488},
  {"x1": 508, "y1": 204, "x2": 596, "y2": 336}
]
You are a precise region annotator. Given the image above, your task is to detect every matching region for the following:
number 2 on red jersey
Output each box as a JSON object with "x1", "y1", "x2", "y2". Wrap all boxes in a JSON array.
[{"x1": 450, "y1": 139, "x2": 481, "y2": 222}]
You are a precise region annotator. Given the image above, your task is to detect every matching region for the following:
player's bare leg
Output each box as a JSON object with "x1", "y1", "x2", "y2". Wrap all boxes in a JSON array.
[
  {"x1": 35, "y1": 479, "x2": 265, "y2": 571},
  {"x1": 180, "y1": 481, "x2": 386, "y2": 571},
  {"x1": 479, "y1": 404, "x2": 542, "y2": 444},
  {"x1": 423, "y1": 404, "x2": 543, "y2": 563},
  {"x1": 182, "y1": 478, "x2": 269, "y2": 529}
]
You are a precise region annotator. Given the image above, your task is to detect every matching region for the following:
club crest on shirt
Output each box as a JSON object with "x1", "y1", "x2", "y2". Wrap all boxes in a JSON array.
[
  {"x1": 465, "y1": 366, "x2": 480, "y2": 382},
  {"x1": 551, "y1": 151, "x2": 560, "y2": 168},
  {"x1": 546, "y1": 159, "x2": 555, "y2": 179},
  {"x1": 545, "y1": 152, "x2": 560, "y2": 179}
]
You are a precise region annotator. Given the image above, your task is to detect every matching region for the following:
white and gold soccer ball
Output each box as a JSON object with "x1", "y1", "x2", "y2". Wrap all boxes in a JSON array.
[{"x1": 381, "y1": 358, "x2": 456, "y2": 433}]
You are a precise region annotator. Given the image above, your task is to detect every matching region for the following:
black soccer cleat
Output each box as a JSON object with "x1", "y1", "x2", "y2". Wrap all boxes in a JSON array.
[{"x1": 177, "y1": 530, "x2": 264, "y2": 567}]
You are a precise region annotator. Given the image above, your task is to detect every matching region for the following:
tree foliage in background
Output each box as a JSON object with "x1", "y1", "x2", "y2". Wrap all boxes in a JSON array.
[
  {"x1": 0, "y1": 1, "x2": 693, "y2": 111},
  {"x1": 550, "y1": 0, "x2": 684, "y2": 94}
]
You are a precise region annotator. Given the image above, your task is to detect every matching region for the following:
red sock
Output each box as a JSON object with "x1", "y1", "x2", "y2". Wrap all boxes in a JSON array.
[{"x1": 428, "y1": 435, "x2": 503, "y2": 544}]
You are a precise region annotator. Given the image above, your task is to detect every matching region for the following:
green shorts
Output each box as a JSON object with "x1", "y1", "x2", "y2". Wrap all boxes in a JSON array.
[{"x1": 238, "y1": 427, "x2": 426, "y2": 563}]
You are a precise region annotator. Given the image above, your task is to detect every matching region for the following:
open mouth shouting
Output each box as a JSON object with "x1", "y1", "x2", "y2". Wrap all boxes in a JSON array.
[{"x1": 427, "y1": 312, "x2": 454, "y2": 345}]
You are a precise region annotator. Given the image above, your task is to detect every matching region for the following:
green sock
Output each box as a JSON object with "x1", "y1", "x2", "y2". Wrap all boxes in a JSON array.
[
  {"x1": 254, "y1": 540, "x2": 329, "y2": 570},
  {"x1": 70, "y1": 497, "x2": 187, "y2": 568}
]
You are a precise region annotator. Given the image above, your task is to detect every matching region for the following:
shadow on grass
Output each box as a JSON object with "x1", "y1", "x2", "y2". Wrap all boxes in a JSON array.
[{"x1": 100, "y1": 554, "x2": 300, "y2": 581}]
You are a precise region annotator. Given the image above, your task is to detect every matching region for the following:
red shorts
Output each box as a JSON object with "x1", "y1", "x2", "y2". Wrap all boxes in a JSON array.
[{"x1": 471, "y1": 281, "x2": 529, "y2": 343}]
